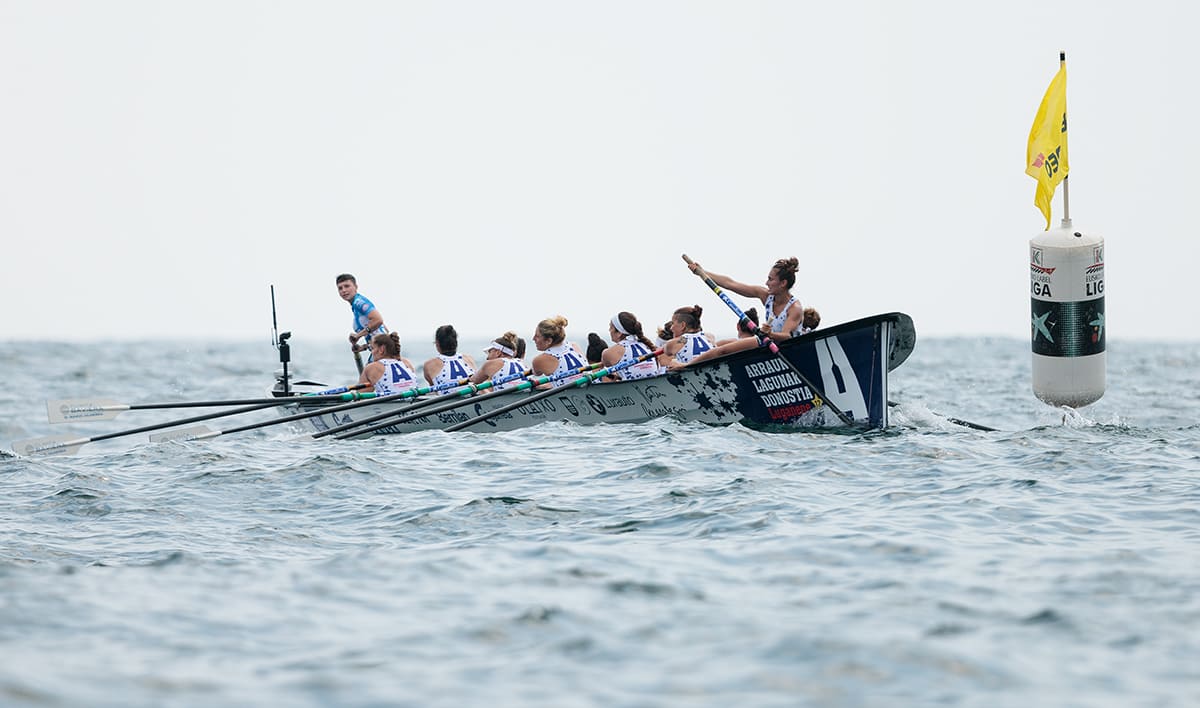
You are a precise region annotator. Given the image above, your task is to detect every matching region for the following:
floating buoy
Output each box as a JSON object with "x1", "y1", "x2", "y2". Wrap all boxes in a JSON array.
[{"x1": 1030, "y1": 226, "x2": 1105, "y2": 407}]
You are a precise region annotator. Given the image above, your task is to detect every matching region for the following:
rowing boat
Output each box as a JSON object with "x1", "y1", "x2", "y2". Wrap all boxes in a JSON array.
[{"x1": 272, "y1": 312, "x2": 915, "y2": 436}]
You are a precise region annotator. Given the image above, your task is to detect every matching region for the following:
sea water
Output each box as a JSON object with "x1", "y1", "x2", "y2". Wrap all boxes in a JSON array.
[{"x1": 1, "y1": 337, "x2": 1198, "y2": 707}]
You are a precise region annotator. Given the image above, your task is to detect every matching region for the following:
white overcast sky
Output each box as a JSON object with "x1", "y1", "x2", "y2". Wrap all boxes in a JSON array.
[{"x1": 2, "y1": 1, "x2": 1196, "y2": 344}]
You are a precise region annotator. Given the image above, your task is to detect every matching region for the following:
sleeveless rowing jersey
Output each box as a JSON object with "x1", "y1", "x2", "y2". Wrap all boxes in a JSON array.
[
  {"x1": 613, "y1": 337, "x2": 662, "y2": 381},
  {"x1": 374, "y1": 358, "x2": 419, "y2": 396},
  {"x1": 431, "y1": 353, "x2": 475, "y2": 393},
  {"x1": 763, "y1": 294, "x2": 800, "y2": 336},
  {"x1": 674, "y1": 332, "x2": 714, "y2": 365},
  {"x1": 545, "y1": 343, "x2": 586, "y2": 388},
  {"x1": 490, "y1": 358, "x2": 526, "y2": 390}
]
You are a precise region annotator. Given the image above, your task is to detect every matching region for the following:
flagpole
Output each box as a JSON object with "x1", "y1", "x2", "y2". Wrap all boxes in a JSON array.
[{"x1": 1059, "y1": 51, "x2": 1072, "y2": 229}]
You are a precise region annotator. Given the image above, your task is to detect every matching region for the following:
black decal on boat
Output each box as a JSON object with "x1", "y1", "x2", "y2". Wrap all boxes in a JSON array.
[{"x1": 586, "y1": 394, "x2": 607, "y2": 415}]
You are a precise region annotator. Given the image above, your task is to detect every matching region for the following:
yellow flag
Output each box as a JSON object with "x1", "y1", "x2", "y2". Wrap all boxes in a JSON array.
[{"x1": 1026, "y1": 65, "x2": 1069, "y2": 230}]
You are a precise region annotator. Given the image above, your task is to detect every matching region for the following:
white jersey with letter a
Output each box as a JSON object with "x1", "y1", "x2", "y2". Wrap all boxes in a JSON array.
[
  {"x1": 490, "y1": 358, "x2": 526, "y2": 390},
  {"x1": 431, "y1": 353, "x2": 475, "y2": 393},
  {"x1": 374, "y1": 358, "x2": 419, "y2": 396},
  {"x1": 545, "y1": 343, "x2": 586, "y2": 388},
  {"x1": 614, "y1": 337, "x2": 661, "y2": 380},
  {"x1": 674, "y1": 332, "x2": 714, "y2": 365}
]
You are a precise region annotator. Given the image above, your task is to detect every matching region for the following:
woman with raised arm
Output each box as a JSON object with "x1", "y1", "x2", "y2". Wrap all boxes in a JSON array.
[
  {"x1": 422, "y1": 324, "x2": 477, "y2": 393},
  {"x1": 468, "y1": 331, "x2": 526, "y2": 390},
  {"x1": 530, "y1": 316, "x2": 587, "y2": 387},
  {"x1": 359, "y1": 332, "x2": 421, "y2": 395},
  {"x1": 661, "y1": 305, "x2": 716, "y2": 366},
  {"x1": 601, "y1": 312, "x2": 662, "y2": 381},
  {"x1": 685, "y1": 256, "x2": 804, "y2": 341}
]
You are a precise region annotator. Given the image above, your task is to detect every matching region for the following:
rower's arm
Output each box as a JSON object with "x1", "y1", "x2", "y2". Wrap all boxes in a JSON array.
[
  {"x1": 364, "y1": 309, "x2": 385, "y2": 334},
  {"x1": 694, "y1": 266, "x2": 766, "y2": 301}
]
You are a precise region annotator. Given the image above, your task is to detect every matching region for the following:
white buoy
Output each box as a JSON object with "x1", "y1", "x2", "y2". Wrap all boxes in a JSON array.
[{"x1": 1030, "y1": 226, "x2": 1105, "y2": 407}]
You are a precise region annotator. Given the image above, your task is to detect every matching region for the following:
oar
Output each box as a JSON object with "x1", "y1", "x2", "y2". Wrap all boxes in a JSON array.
[
  {"x1": 445, "y1": 347, "x2": 664, "y2": 432},
  {"x1": 14, "y1": 400, "x2": 290, "y2": 456},
  {"x1": 887, "y1": 400, "x2": 997, "y2": 431},
  {"x1": 353, "y1": 345, "x2": 365, "y2": 375},
  {"x1": 148, "y1": 370, "x2": 487, "y2": 444},
  {"x1": 46, "y1": 386, "x2": 373, "y2": 423},
  {"x1": 329, "y1": 362, "x2": 606, "y2": 439},
  {"x1": 14, "y1": 387, "x2": 382, "y2": 455},
  {"x1": 681, "y1": 254, "x2": 854, "y2": 427}
]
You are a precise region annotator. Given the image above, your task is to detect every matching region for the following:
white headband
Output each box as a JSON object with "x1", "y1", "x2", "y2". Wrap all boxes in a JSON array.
[
  {"x1": 486, "y1": 341, "x2": 515, "y2": 356},
  {"x1": 611, "y1": 315, "x2": 629, "y2": 335}
]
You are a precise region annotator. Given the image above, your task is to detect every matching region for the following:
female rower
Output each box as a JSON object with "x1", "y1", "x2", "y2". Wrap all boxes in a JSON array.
[
  {"x1": 601, "y1": 312, "x2": 662, "y2": 380},
  {"x1": 713, "y1": 306, "x2": 759, "y2": 347},
  {"x1": 669, "y1": 308, "x2": 760, "y2": 370},
  {"x1": 686, "y1": 256, "x2": 804, "y2": 341},
  {"x1": 586, "y1": 332, "x2": 607, "y2": 364},
  {"x1": 530, "y1": 316, "x2": 587, "y2": 387},
  {"x1": 468, "y1": 331, "x2": 526, "y2": 389},
  {"x1": 359, "y1": 332, "x2": 420, "y2": 395},
  {"x1": 801, "y1": 306, "x2": 821, "y2": 334},
  {"x1": 661, "y1": 305, "x2": 715, "y2": 366},
  {"x1": 422, "y1": 324, "x2": 477, "y2": 392}
]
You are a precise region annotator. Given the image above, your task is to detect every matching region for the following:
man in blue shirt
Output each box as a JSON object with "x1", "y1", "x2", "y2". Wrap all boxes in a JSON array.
[{"x1": 336, "y1": 274, "x2": 389, "y2": 356}]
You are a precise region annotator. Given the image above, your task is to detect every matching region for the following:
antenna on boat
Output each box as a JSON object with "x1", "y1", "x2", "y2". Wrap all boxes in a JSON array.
[
  {"x1": 270, "y1": 285, "x2": 291, "y2": 396},
  {"x1": 270, "y1": 285, "x2": 279, "y2": 346}
]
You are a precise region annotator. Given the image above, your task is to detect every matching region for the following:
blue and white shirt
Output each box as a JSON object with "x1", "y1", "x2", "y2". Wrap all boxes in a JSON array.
[
  {"x1": 545, "y1": 343, "x2": 586, "y2": 388},
  {"x1": 613, "y1": 337, "x2": 662, "y2": 381},
  {"x1": 350, "y1": 293, "x2": 387, "y2": 338},
  {"x1": 373, "y1": 358, "x2": 418, "y2": 396},
  {"x1": 490, "y1": 358, "x2": 527, "y2": 390},
  {"x1": 763, "y1": 294, "x2": 799, "y2": 336},
  {"x1": 431, "y1": 354, "x2": 475, "y2": 393},
  {"x1": 673, "y1": 332, "x2": 714, "y2": 365}
]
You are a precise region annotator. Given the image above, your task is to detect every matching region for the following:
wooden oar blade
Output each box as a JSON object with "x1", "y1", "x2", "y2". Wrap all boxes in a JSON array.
[
  {"x1": 149, "y1": 426, "x2": 218, "y2": 443},
  {"x1": 12, "y1": 434, "x2": 89, "y2": 456},
  {"x1": 46, "y1": 398, "x2": 127, "y2": 424}
]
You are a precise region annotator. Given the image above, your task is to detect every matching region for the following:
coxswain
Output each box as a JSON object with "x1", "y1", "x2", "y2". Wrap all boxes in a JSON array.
[{"x1": 336, "y1": 273, "x2": 388, "y2": 359}]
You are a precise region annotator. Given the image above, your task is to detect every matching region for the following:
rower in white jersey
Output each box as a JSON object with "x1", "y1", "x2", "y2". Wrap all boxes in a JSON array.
[
  {"x1": 601, "y1": 311, "x2": 663, "y2": 381},
  {"x1": 359, "y1": 332, "x2": 420, "y2": 395},
  {"x1": 684, "y1": 256, "x2": 805, "y2": 342},
  {"x1": 530, "y1": 315, "x2": 587, "y2": 388},
  {"x1": 468, "y1": 331, "x2": 527, "y2": 391},
  {"x1": 422, "y1": 324, "x2": 477, "y2": 394},
  {"x1": 661, "y1": 304, "x2": 716, "y2": 366}
]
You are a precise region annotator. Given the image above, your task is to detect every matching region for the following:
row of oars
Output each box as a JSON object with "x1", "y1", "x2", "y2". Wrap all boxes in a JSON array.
[{"x1": 11, "y1": 345, "x2": 665, "y2": 456}]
